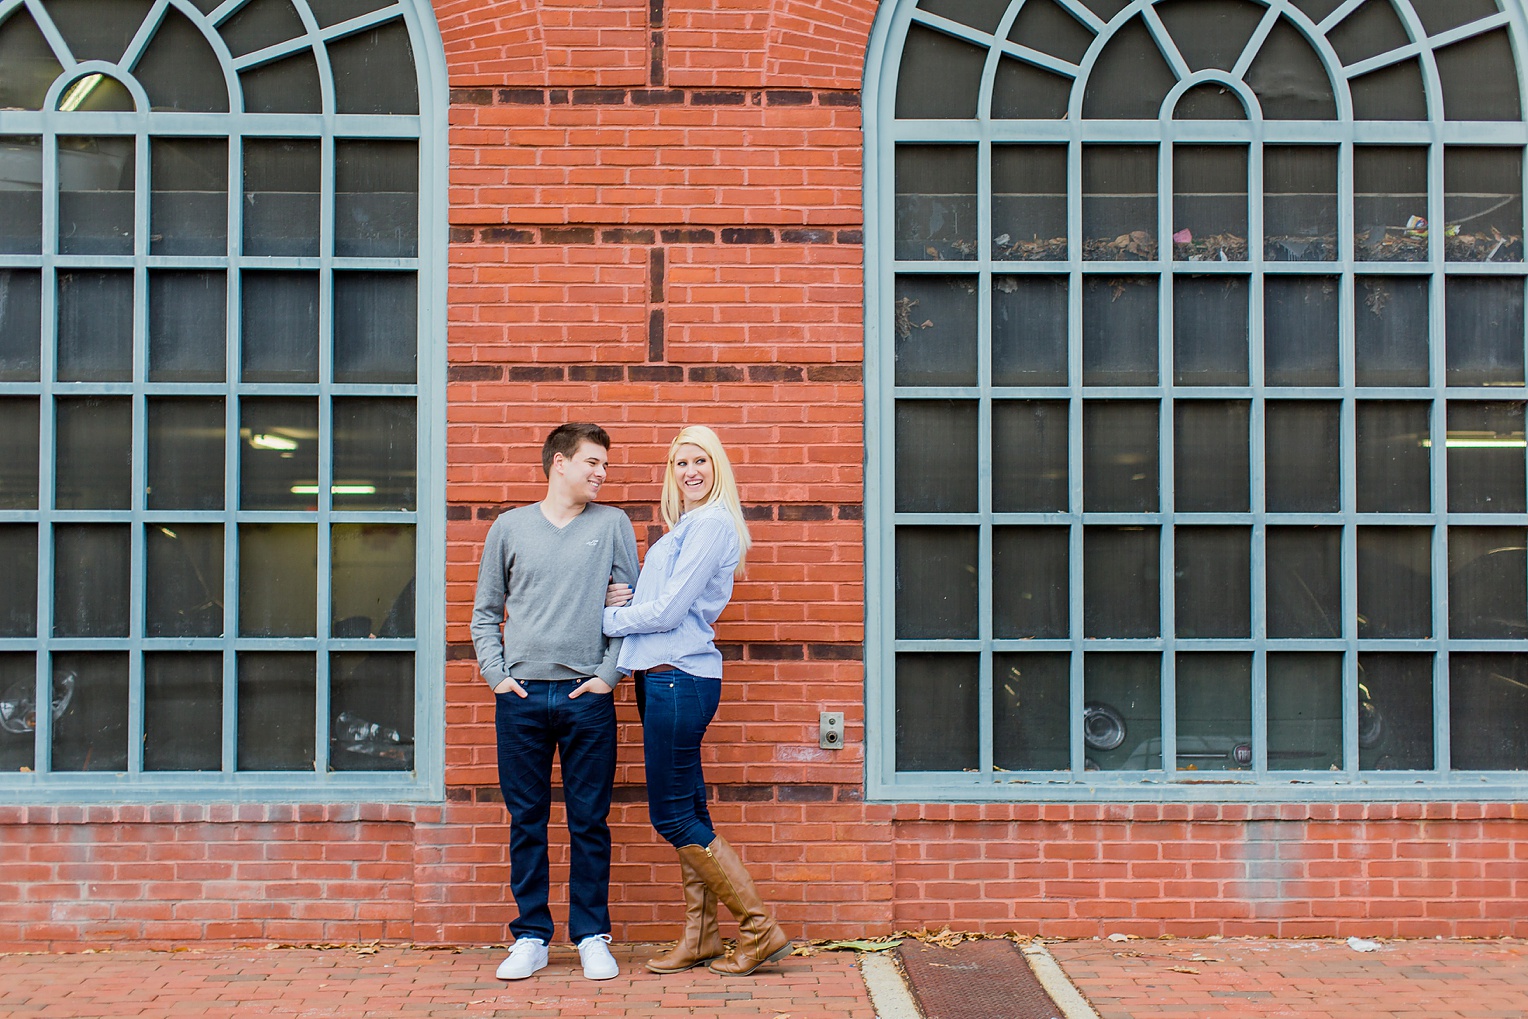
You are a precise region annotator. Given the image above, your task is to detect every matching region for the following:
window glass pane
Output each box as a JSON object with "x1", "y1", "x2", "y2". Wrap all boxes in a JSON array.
[
  {"x1": 1357, "y1": 527, "x2": 1432, "y2": 639},
  {"x1": 1350, "y1": 60, "x2": 1428, "y2": 122},
  {"x1": 1358, "y1": 653, "x2": 1434, "y2": 770},
  {"x1": 1449, "y1": 653, "x2": 1528, "y2": 771},
  {"x1": 895, "y1": 146, "x2": 976, "y2": 262},
  {"x1": 334, "y1": 272, "x2": 417, "y2": 384},
  {"x1": 1175, "y1": 528, "x2": 1250, "y2": 638},
  {"x1": 1172, "y1": 146, "x2": 1247, "y2": 261},
  {"x1": 1248, "y1": 17, "x2": 1333, "y2": 118},
  {"x1": 220, "y1": 0, "x2": 305, "y2": 57},
  {"x1": 55, "y1": 71, "x2": 134, "y2": 112},
  {"x1": 242, "y1": 139, "x2": 319, "y2": 257},
  {"x1": 1174, "y1": 400, "x2": 1248, "y2": 513},
  {"x1": 310, "y1": 0, "x2": 395, "y2": 27},
  {"x1": 1448, "y1": 527, "x2": 1527, "y2": 639},
  {"x1": 991, "y1": 56, "x2": 1071, "y2": 120},
  {"x1": 241, "y1": 396, "x2": 320, "y2": 511},
  {"x1": 1083, "y1": 277, "x2": 1157, "y2": 385},
  {"x1": 43, "y1": 0, "x2": 152, "y2": 61},
  {"x1": 56, "y1": 270, "x2": 132, "y2": 382},
  {"x1": 1084, "y1": 652, "x2": 1160, "y2": 770},
  {"x1": 1446, "y1": 402, "x2": 1525, "y2": 514},
  {"x1": 1355, "y1": 148, "x2": 1427, "y2": 262},
  {"x1": 1264, "y1": 146, "x2": 1336, "y2": 260},
  {"x1": 1268, "y1": 653, "x2": 1342, "y2": 771},
  {"x1": 151, "y1": 139, "x2": 227, "y2": 256},
  {"x1": 332, "y1": 524, "x2": 414, "y2": 639},
  {"x1": 54, "y1": 524, "x2": 130, "y2": 637},
  {"x1": 1083, "y1": 146, "x2": 1157, "y2": 259},
  {"x1": 1006, "y1": 0, "x2": 1094, "y2": 62},
  {"x1": 993, "y1": 526, "x2": 1067, "y2": 639},
  {"x1": 0, "y1": 397, "x2": 40, "y2": 509},
  {"x1": 50, "y1": 652, "x2": 128, "y2": 772},
  {"x1": 55, "y1": 397, "x2": 131, "y2": 510},
  {"x1": 918, "y1": 0, "x2": 1009, "y2": 34},
  {"x1": 336, "y1": 140, "x2": 418, "y2": 258},
  {"x1": 1445, "y1": 148, "x2": 1522, "y2": 262},
  {"x1": 330, "y1": 20, "x2": 419, "y2": 116},
  {"x1": 1084, "y1": 527, "x2": 1159, "y2": 638},
  {"x1": 895, "y1": 653, "x2": 978, "y2": 771},
  {"x1": 1157, "y1": 0, "x2": 1263, "y2": 72},
  {"x1": 0, "y1": 11, "x2": 62, "y2": 111},
  {"x1": 0, "y1": 138, "x2": 43, "y2": 252},
  {"x1": 333, "y1": 399, "x2": 416, "y2": 511},
  {"x1": 993, "y1": 401, "x2": 1067, "y2": 512},
  {"x1": 992, "y1": 653, "x2": 1069, "y2": 772},
  {"x1": 993, "y1": 147, "x2": 1066, "y2": 260},
  {"x1": 1176, "y1": 653, "x2": 1251, "y2": 772},
  {"x1": 1409, "y1": 0, "x2": 1501, "y2": 35},
  {"x1": 896, "y1": 24, "x2": 985, "y2": 119},
  {"x1": 993, "y1": 276, "x2": 1066, "y2": 385},
  {"x1": 1174, "y1": 276, "x2": 1248, "y2": 384},
  {"x1": 1355, "y1": 402, "x2": 1430, "y2": 513},
  {"x1": 0, "y1": 654, "x2": 37, "y2": 771},
  {"x1": 0, "y1": 525, "x2": 37, "y2": 637},
  {"x1": 242, "y1": 270, "x2": 319, "y2": 382},
  {"x1": 1446, "y1": 278, "x2": 1525, "y2": 386},
  {"x1": 58, "y1": 137, "x2": 134, "y2": 255},
  {"x1": 1173, "y1": 82, "x2": 1246, "y2": 121},
  {"x1": 1436, "y1": 31, "x2": 1522, "y2": 123},
  {"x1": 1265, "y1": 277, "x2": 1338, "y2": 386},
  {"x1": 236, "y1": 652, "x2": 315, "y2": 771},
  {"x1": 1084, "y1": 401, "x2": 1157, "y2": 512},
  {"x1": 895, "y1": 527, "x2": 978, "y2": 639},
  {"x1": 1356, "y1": 277, "x2": 1429, "y2": 386},
  {"x1": 894, "y1": 275, "x2": 977, "y2": 386},
  {"x1": 149, "y1": 271, "x2": 226, "y2": 382},
  {"x1": 1267, "y1": 527, "x2": 1341, "y2": 639},
  {"x1": 331, "y1": 651, "x2": 414, "y2": 771},
  {"x1": 895, "y1": 400, "x2": 977, "y2": 513},
  {"x1": 239, "y1": 49, "x2": 323, "y2": 114},
  {"x1": 134, "y1": 8, "x2": 229, "y2": 112},
  {"x1": 1082, "y1": 17, "x2": 1175, "y2": 119},
  {"x1": 144, "y1": 652, "x2": 222, "y2": 771},
  {"x1": 0, "y1": 270, "x2": 41, "y2": 380},
  {"x1": 238, "y1": 524, "x2": 316, "y2": 637},
  {"x1": 145, "y1": 524, "x2": 224, "y2": 638},
  {"x1": 147, "y1": 398, "x2": 225, "y2": 511}
]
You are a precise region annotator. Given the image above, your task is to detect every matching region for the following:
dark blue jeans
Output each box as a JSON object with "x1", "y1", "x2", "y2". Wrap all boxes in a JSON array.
[
  {"x1": 495, "y1": 679, "x2": 617, "y2": 944},
  {"x1": 639, "y1": 668, "x2": 721, "y2": 849}
]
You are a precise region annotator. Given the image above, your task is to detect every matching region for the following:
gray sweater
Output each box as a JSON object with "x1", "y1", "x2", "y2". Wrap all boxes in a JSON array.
[{"x1": 471, "y1": 502, "x2": 639, "y2": 689}]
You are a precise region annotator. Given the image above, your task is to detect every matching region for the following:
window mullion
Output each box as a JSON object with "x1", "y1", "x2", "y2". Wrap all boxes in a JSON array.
[{"x1": 1158, "y1": 138, "x2": 1176, "y2": 777}]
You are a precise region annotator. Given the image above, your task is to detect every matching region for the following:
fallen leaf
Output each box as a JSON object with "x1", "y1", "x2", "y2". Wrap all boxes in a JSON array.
[
  {"x1": 1168, "y1": 966, "x2": 1200, "y2": 974},
  {"x1": 821, "y1": 939, "x2": 903, "y2": 952}
]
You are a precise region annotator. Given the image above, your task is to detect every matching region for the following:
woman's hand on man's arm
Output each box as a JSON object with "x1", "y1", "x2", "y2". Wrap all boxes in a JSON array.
[{"x1": 606, "y1": 581, "x2": 633, "y2": 607}]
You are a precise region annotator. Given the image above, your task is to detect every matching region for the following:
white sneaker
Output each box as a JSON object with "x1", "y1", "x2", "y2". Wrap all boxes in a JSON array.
[
  {"x1": 577, "y1": 934, "x2": 619, "y2": 980},
  {"x1": 496, "y1": 938, "x2": 548, "y2": 980}
]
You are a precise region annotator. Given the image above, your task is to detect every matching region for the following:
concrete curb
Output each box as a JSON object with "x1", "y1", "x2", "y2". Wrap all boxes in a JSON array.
[
  {"x1": 1022, "y1": 941, "x2": 1103, "y2": 1019},
  {"x1": 859, "y1": 951, "x2": 924, "y2": 1019}
]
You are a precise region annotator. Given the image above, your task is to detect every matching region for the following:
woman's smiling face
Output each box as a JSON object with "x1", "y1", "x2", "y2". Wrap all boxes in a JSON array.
[{"x1": 672, "y1": 443, "x2": 715, "y2": 510}]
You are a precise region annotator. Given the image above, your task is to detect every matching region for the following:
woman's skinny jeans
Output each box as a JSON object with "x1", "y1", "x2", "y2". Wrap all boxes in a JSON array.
[{"x1": 638, "y1": 667, "x2": 721, "y2": 849}]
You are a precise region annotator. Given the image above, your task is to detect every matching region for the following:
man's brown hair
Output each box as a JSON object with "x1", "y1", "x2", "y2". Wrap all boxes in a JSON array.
[{"x1": 542, "y1": 422, "x2": 611, "y2": 476}]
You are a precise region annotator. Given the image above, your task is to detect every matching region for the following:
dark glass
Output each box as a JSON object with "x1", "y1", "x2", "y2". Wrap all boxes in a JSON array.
[
  {"x1": 1357, "y1": 527, "x2": 1432, "y2": 638},
  {"x1": 991, "y1": 56, "x2": 1072, "y2": 120},
  {"x1": 1172, "y1": 146, "x2": 1247, "y2": 260},
  {"x1": 330, "y1": 652, "x2": 414, "y2": 771},
  {"x1": 895, "y1": 527, "x2": 978, "y2": 639},
  {"x1": 895, "y1": 401, "x2": 977, "y2": 513},
  {"x1": 993, "y1": 401, "x2": 1067, "y2": 512},
  {"x1": 895, "y1": 653, "x2": 978, "y2": 771},
  {"x1": 330, "y1": 21, "x2": 419, "y2": 116},
  {"x1": 1409, "y1": 0, "x2": 1500, "y2": 36},
  {"x1": 1355, "y1": 402, "x2": 1431, "y2": 513},
  {"x1": 1083, "y1": 147, "x2": 1157, "y2": 258},
  {"x1": 53, "y1": 525, "x2": 129, "y2": 637},
  {"x1": 992, "y1": 147, "x2": 1066, "y2": 259},
  {"x1": 0, "y1": 397, "x2": 39, "y2": 509},
  {"x1": 1355, "y1": 277, "x2": 1429, "y2": 386},
  {"x1": 1267, "y1": 527, "x2": 1341, "y2": 639},
  {"x1": 1157, "y1": 0, "x2": 1263, "y2": 71},
  {"x1": 144, "y1": 652, "x2": 223, "y2": 771},
  {"x1": 1446, "y1": 278, "x2": 1525, "y2": 385},
  {"x1": 1448, "y1": 527, "x2": 1528, "y2": 639},
  {"x1": 0, "y1": 11, "x2": 62, "y2": 111},
  {"x1": 1084, "y1": 527, "x2": 1159, "y2": 638},
  {"x1": 145, "y1": 524, "x2": 224, "y2": 638},
  {"x1": 240, "y1": 399, "x2": 319, "y2": 511},
  {"x1": 918, "y1": 0, "x2": 1009, "y2": 33},
  {"x1": 242, "y1": 271, "x2": 319, "y2": 383},
  {"x1": 43, "y1": 0, "x2": 152, "y2": 61},
  {"x1": 1173, "y1": 276, "x2": 1248, "y2": 384},
  {"x1": 1007, "y1": 0, "x2": 1095, "y2": 64},
  {"x1": 1084, "y1": 401, "x2": 1158, "y2": 512},
  {"x1": 238, "y1": 524, "x2": 316, "y2": 637},
  {"x1": 0, "y1": 270, "x2": 41, "y2": 380},
  {"x1": 893, "y1": 275, "x2": 977, "y2": 386},
  {"x1": 992, "y1": 653, "x2": 1069, "y2": 771},
  {"x1": 1267, "y1": 653, "x2": 1343, "y2": 771},
  {"x1": 1351, "y1": 60, "x2": 1428, "y2": 122},
  {"x1": 1355, "y1": 148, "x2": 1428, "y2": 262},
  {"x1": 1175, "y1": 528, "x2": 1250, "y2": 638},
  {"x1": 49, "y1": 653, "x2": 128, "y2": 772},
  {"x1": 1084, "y1": 652, "x2": 1160, "y2": 770},
  {"x1": 334, "y1": 273, "x2": 418, "y2": 384},
  {"x1": 1173, "y1": 83, "x2": 1247, "y2": 121},
  {"x1": 310, "y1": 0, "x2": 396, "y2": 27},
  {"x1": 58, "y1": 136, "x2": 134, "y2": 254},
  {"x1": 149, "y1": 271, "x2": 226, "y2": 382},
  {"x1": 56, "y1": 270, "x2": 132, "y2": 382},
  {"x1": 333, "y1": 400, "x2": 417, "y2": 511},
  {"x1": 1445, "y1": 148, "x2": 1523, "y2": 262},
  {"x1": 0, "y1": 138, "x2": 43, "y2": 252},
  {"x1": 336, "y1": 140, "x2": 418, "y2": 258},
  {"x1": 1447, "y1": 403, "x2": 1525, "y2": 513},
  {"x1": 54, "y1": 71, "x2": 133, "y2": 111},
  {"x1": 54, "y1": 397, "x2": 131, "y2": 510},
  {"x1": 1436, "y1": 31, "x2": 1522, "y2": 123},
  {"x1": 1264, "y1": 147, "x2": 1337, "y2": 260},
  {"x1": 1081, "y1": 17, "x2": 1175, "y2": 120},
  {"x1": 1358, "y1": 653, "x2": 1434, "y2": 770},
  {"x1": 993, "y1": 276, "x2": 1067, "y2": 385},
  {"x1": 1175, "y1": 653, "x2": 1251, "y2": 771},
  {"x1": 220, "y1": 0, "x2": 305, "y2": 57},
  {"x1": 134, "y1": 8, "x2": 228, "y2": 112},
  {"x1": 895, "y1": 146, "x2": 977, "y2": 262},
  {"x1": 331, "y1": 524, "x2": 415, "y2": 638},
  {"x1": 147, "y1": 398, "x2": 225, "y2": 511},
  {"x1": 151, "y1": 139, "x2": 228, "y2": 256},
  {"x1": 1265, "y1": 277, "x2": 1339, "y2": 386},
  {"x1": 0, "y1": 654, "x2": 35, "y2": 771},
  {"x1": 1449, "y1": 653, "x2": 1528, "y2": 771},
  {"x1": 896, "y1": 24, "x2": 986, "y2": 119},
  {"x1": 0, "y1": 526, "x2": 37, "y2": 636},
  {"x1": 993, "y1": 527, "x2": 1068, "y2": 639},
  {"x1": 236, "y1": 652, "x2": 315, "y2": 771},
  {"x1": 243, "y1": 139, "x2": 319, "y2": 257},
  {"x1": 1082, "y1": 277, "x2": 1157, "y2": 384},
  {"x1": 1326, "y1": 0, "x2": 1409, "y2": 64},
  {"x1": 1174, "y1": 400, "x2": 1248, "y2": 512},
  {"x1": 239, "y1": 49, "x2": 323, "y2": 114}
]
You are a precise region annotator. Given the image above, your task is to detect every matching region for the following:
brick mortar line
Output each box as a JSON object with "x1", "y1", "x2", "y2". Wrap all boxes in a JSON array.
[
  {"x1": 445, "y1": 639, "x2": 865, "y2": 661},
  {"x1": 448, "y1": 226, "x2": 864, "y2": 246},
  {"x1": 450, "y1": 87, "x2": 861, "y2": 108},
  {"x1": 445, "y1": 362, "x2": 863, "y2": 384},
  {"x1": 449, "y1": 782, "x2": 864, "y2": 805}
]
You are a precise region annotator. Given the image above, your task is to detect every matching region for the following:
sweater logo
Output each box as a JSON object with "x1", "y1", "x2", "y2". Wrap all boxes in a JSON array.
[{"x1": 585, "y1": 539, "x2": 599, "y2": 546}]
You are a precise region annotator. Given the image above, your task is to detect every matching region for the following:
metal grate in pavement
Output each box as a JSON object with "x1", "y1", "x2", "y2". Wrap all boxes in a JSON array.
[{"x1": 897, "y1": 940, "x2": 1065, "y2": 1019}]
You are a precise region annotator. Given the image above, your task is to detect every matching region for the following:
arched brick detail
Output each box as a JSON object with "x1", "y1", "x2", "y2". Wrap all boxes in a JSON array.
[
  {"x1": 766, "y1": 0, "x2": 876, "y2": 90},
  {"x1": 438, "y1": 0, "x2": 546, "y2": 84},
  {"x1": 667, "y1": 0, "x2": 874, "y2": 89}
]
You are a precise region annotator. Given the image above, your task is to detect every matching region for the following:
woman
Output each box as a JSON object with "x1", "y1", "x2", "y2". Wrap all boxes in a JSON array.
[{"x1": 603, "y1": 425, "x2": 792, "y2": 976}]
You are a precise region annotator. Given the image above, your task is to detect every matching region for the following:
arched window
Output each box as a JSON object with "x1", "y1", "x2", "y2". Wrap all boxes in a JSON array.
[
  {"x1": 865, "y1": 0, "x2": 1528, "y2": 798},
  {"x1": 0, "y1": 0, "x2": 445, "y2": 798}
]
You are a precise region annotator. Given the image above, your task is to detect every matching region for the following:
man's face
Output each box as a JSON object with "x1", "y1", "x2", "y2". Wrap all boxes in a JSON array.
[{"x1": 555, "y1": 440, "x2": 609, "y2": 504}]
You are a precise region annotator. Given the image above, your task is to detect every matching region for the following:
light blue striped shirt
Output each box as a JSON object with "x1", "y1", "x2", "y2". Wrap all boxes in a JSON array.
[{"x1": 602, "y1": 502, "x2": 740, "y2": 678}]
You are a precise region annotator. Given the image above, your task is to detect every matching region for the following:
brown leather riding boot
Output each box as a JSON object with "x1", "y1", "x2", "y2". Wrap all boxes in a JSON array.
[
  {"x1": 645, "y1": 853, "x2": 723, "y2": 973},
  {"x1": 679, "y1": 835, "x2": 793, "y2": 975}
]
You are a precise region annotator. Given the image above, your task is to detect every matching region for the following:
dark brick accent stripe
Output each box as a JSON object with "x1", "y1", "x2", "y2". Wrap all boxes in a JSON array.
[
  {"x1": 446, "y1": 639, "x2": 862, "y2": 662},
  {"x1": 449, "y1": 364, "x2": 859, "y2": 385},
  {"x1": 452, "y1": 87, "x2": 861, "y2": 108},
  {"x1": 453, "y1": 783, "x2": 860, "y2": 805},
  {"x1": 455, "y1": 224, "x2": 862, "y2": 246}
]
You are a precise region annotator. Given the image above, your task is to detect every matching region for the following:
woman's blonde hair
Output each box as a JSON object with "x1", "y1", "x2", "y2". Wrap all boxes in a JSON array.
[{"x1": 660, "y1": 425, "x2": 750, "y2": 576}]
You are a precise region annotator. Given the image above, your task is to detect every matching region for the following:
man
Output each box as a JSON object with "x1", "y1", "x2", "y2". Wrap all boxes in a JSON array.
[{"x1": 472, "y1": 422, "x2": 639, "y2": 982}]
